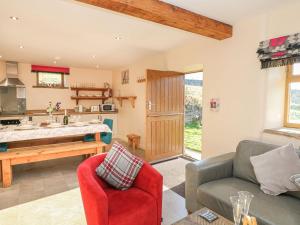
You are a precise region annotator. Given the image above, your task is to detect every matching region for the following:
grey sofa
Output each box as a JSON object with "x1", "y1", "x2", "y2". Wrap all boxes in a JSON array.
[{"x1": 186, "y1": 140, "x2": 300, "y2": 225}]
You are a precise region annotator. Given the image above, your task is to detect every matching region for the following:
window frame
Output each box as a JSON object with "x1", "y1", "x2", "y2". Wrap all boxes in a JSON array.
[
  {"x1": 35, "y1": 72, "x2": 66, "y2": 88},
  {"x1": 284, "y1": 64, "x2": 300, "y2": 128}
]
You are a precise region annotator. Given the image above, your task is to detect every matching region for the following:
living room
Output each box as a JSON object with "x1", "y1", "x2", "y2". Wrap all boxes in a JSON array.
[{"x1": 0, "y1": 0, "x2": 300, "y2": 225}]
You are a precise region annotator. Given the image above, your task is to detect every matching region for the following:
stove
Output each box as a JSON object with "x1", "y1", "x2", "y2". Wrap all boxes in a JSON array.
[{"x1": 0, "y1": 119, "x2": 21, "y2": 126}]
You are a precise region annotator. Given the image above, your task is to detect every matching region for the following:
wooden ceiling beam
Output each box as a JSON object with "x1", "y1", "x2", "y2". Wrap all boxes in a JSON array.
[{"x1": 75, "y1": 0, "x2": 232, "y2": 40}]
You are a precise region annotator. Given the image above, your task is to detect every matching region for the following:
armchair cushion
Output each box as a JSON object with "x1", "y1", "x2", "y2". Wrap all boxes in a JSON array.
[{"x1": 96, "y1": 142, "x2": 143, "y2": 190}]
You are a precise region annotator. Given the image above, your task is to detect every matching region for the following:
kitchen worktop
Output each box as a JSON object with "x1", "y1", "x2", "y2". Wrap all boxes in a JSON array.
[{"x1": 0, "y1": 109, "x2": 118, "y2": 119}]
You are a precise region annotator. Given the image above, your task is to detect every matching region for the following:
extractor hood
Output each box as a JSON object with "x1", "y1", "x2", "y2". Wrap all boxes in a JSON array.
[{"x1": 0, "y1": 61, "x2": 25, "y2": 87}]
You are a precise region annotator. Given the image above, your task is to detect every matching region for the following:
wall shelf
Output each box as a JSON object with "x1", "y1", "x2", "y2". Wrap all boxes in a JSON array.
[
  {"x1": 71, "y1": 87, "x2": 112, "y2": 104},
  {"x1": 32, "y1": 85, "x2": 69, "y2": 89},
  {"x1": 70, "y1": 87, "x2": 110, "y2": 92},
  {"x1": 115, "y1": 96, "x2": 137, "y2": 108}
]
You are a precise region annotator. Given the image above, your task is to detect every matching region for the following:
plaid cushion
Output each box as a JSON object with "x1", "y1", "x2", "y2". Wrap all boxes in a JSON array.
[{"x1": 96, "y1": 142, "x2": 143, "y2": 190}]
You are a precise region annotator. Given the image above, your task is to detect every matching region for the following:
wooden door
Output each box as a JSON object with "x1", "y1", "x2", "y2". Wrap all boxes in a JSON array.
[{"x1": 146, "y1": 69, "x2": 185, "y2": 161}]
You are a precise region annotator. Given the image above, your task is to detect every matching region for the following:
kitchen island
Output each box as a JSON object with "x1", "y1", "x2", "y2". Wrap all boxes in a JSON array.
[{"x1": 0, "y1": 123, "x2": 111, "y2": 188}]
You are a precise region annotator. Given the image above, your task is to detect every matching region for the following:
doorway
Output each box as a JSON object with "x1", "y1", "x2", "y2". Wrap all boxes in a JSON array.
[{"x1": 184, "y1": 71, "x2": 203, "y2": 160}]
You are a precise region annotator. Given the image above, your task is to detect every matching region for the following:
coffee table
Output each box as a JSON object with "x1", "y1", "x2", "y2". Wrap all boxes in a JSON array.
[{"x1": 172, "y1": 207, "x2": 234, "y2": 225}]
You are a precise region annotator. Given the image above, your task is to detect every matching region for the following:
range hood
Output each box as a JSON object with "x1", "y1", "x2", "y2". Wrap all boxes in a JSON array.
[{"x1": 0, "y1": 61, "x2": 25, "y2": 87}]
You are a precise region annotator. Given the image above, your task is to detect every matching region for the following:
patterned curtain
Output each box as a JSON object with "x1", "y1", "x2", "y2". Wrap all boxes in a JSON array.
[{"x1": 257, "y1": 33, "x2": 300, "y2": 69}]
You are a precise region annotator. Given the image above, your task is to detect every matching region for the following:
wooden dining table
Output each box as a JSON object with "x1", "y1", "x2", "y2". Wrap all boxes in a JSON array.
[
  {"x1": 0, "y1": 123, "x2": 111, "y2": 188},
  {"x1": 0, "y1": 123, "x2": 111, "y2": 143}
]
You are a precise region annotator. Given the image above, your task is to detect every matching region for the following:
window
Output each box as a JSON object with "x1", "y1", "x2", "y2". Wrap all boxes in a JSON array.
[
  {"x1": 36, "y1": 72, "x2": 66, "y2": 88},
  {"x1": 284, "y1": 63, "x2": 300, "y2": 127}
]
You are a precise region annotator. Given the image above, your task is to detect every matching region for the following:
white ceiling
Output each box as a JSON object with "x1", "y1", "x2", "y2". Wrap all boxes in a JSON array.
[
  {"x1": 0, "y1": 0, "x2": 298, "y2": 69},
  {"x1": 0, "y1": 0, "x2": 200, "y2": 69},
  {"x1": 162, "y1": 0, "x2": 299, "y2": 25}
]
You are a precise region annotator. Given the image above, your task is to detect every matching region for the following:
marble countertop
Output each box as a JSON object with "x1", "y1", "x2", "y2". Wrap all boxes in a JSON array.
[{"x1": 0, "y1": 123, "x2": 111, "y2": 143}]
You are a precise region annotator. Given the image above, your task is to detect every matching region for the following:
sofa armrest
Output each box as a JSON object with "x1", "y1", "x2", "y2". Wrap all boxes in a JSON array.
[
  {"x1": 133, "y1": 162, "x2": 163, "y2": 225},
  {"x1": 185, "y1": 152, "x2": 235, "y2": 212}
]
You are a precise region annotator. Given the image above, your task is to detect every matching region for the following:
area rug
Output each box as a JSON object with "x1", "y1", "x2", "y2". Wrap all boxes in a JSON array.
[
  {"x1": 0, "y1": 187, "x2": 187, "y2": 225},
  {"x1": 170, "y1": 182, "x2": 185, "y2": 198}
]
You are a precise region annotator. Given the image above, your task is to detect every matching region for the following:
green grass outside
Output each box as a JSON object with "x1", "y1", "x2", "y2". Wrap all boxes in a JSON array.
[{"x1": 184, "y1": 121, "x2": 202, "y2": 152}]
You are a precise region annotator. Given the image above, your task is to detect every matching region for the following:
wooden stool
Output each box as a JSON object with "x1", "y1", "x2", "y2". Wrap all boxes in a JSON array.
[{"x1": 127, "y1": 134, "x2": 140, "y2": 151}]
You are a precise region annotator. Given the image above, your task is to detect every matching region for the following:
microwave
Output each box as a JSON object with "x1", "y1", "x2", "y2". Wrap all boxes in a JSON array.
[{"x1": 100, "y1": 104, "x2": 115, "y2": 112}]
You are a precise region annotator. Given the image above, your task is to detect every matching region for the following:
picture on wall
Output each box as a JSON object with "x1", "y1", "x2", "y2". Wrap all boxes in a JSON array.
[{"x1": 121, "y1": 70, "x2": 129, "y2": 84}]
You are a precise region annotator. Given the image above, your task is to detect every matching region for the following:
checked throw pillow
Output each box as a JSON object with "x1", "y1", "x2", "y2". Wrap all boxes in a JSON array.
[{"x1": 96, "y1": 142, "x2": 143, "y2": 190}]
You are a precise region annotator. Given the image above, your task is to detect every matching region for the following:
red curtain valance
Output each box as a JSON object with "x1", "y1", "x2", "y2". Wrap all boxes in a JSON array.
[
  {"x1": 257, "y1": 33, "x2": 300, "y2": 69},
  {"x1": 31, "y1": 65, "x2": 70, "y2": 74}
]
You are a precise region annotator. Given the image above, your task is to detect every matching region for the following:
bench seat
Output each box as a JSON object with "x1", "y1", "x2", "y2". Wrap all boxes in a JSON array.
[{"x1": 0, "y1": 141, "x2": 106, "y2": 188}]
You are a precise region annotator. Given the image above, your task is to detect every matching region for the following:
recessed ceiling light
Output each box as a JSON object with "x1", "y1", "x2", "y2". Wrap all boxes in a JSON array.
[
  {"x1": 92, "y1": 55, "x2": 96, "y2": 59},
  {"x1": 0, "y1": 56, "x2": 2, "y2": 58},
  {"x1": 54, "y1": 56, "x2": 61, "y2": 60},
  {"x1": 19, "y1": 45, "x2": 24, "y2": 49},
  {"x1": 96, "y1": 65, "x2": 99, "y2": 69},
  {"x1": 53, "y1": 61, "x2": 57, "y2": 64},
  {"x1": 114, "y1": 36, "x2": 121, "y2": 40},
  {"x1": 10, "y1": 16, "x2": 19, "y2": 21}
]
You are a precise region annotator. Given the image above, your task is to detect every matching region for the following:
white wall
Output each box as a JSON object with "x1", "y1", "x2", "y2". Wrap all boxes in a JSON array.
[
  {"x1": 0, "y1": 61, "x2": 112, "y2": 110},
  {"x1": 165, "y1": 2, "x2": 300, "y2": 158},
  {"x1": 112, "y1": 53, "x2": 167, "y2": 148},
  {"x1": 3, "y1": 2, "x2": 300, "y2": 157}
]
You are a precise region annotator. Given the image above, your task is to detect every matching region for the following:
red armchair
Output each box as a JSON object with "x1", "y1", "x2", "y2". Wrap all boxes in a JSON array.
[{"x1": 77, "y1": 153, "x2": 163, "y2": 225}]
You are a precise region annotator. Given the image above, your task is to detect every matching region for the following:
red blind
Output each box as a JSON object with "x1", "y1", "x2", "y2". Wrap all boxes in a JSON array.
[{"x1": 31, "y1": 65, "x2": 70, "y2": 74}]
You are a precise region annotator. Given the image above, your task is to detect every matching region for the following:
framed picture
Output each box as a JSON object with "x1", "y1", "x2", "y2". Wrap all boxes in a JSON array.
[{"x1": 121, "y1": 70, "x2": 129, "y2": 84}]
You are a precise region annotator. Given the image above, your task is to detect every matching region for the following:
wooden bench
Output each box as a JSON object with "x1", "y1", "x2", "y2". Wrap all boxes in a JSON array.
[{"x1": 0, "y1": 141, "x2": 106, "y2": 188}]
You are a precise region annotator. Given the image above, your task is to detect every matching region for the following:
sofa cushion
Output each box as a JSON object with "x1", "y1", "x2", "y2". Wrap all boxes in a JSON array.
[
  {"x1": 106, "y1": 187, "x2": 157, "y2": 225},
  {"x1": 250, "y1": 143, "x2": 300, "y2": 195},
  {"x1": 290, "y1": 174, "x2": 300, "y2": 188},
  {"x1": 233, "y1": 140, "x2": 278, "y2": 184},
  {"x1": 197, "y1": 177, "x2": 300, "y2": 225}
]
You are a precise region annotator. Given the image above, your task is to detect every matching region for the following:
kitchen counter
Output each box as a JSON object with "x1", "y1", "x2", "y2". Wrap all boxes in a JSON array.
[{"x1": 0, "y1": 109, "x2": 118, "y2": 119}]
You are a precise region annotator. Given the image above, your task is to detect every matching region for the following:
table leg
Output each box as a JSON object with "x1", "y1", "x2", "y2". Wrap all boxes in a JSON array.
[
  {"x1": 95, "y1": 132, "x2": 100, "y2": 142},
  {"x1": 2, "y1": 159, "x2": 12, "y2": 188},
  {"x1": 95, "y1": 132, "x2": 105, "y2": 154}
]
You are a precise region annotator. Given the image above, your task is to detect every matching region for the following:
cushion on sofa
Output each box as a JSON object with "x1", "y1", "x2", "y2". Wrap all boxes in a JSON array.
[
  {"x1": 250, "y1": 143, "x2": 300, "y2": 195},
  {"x1": 233, "y1": 140, "x2": 278, "y2": 184},
  {"x1": 287, "y1": 173, "x2": 300, "y2": 199},
  {"x1": 197, "y1": 177, "x2": 300, "y2": 225}
]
